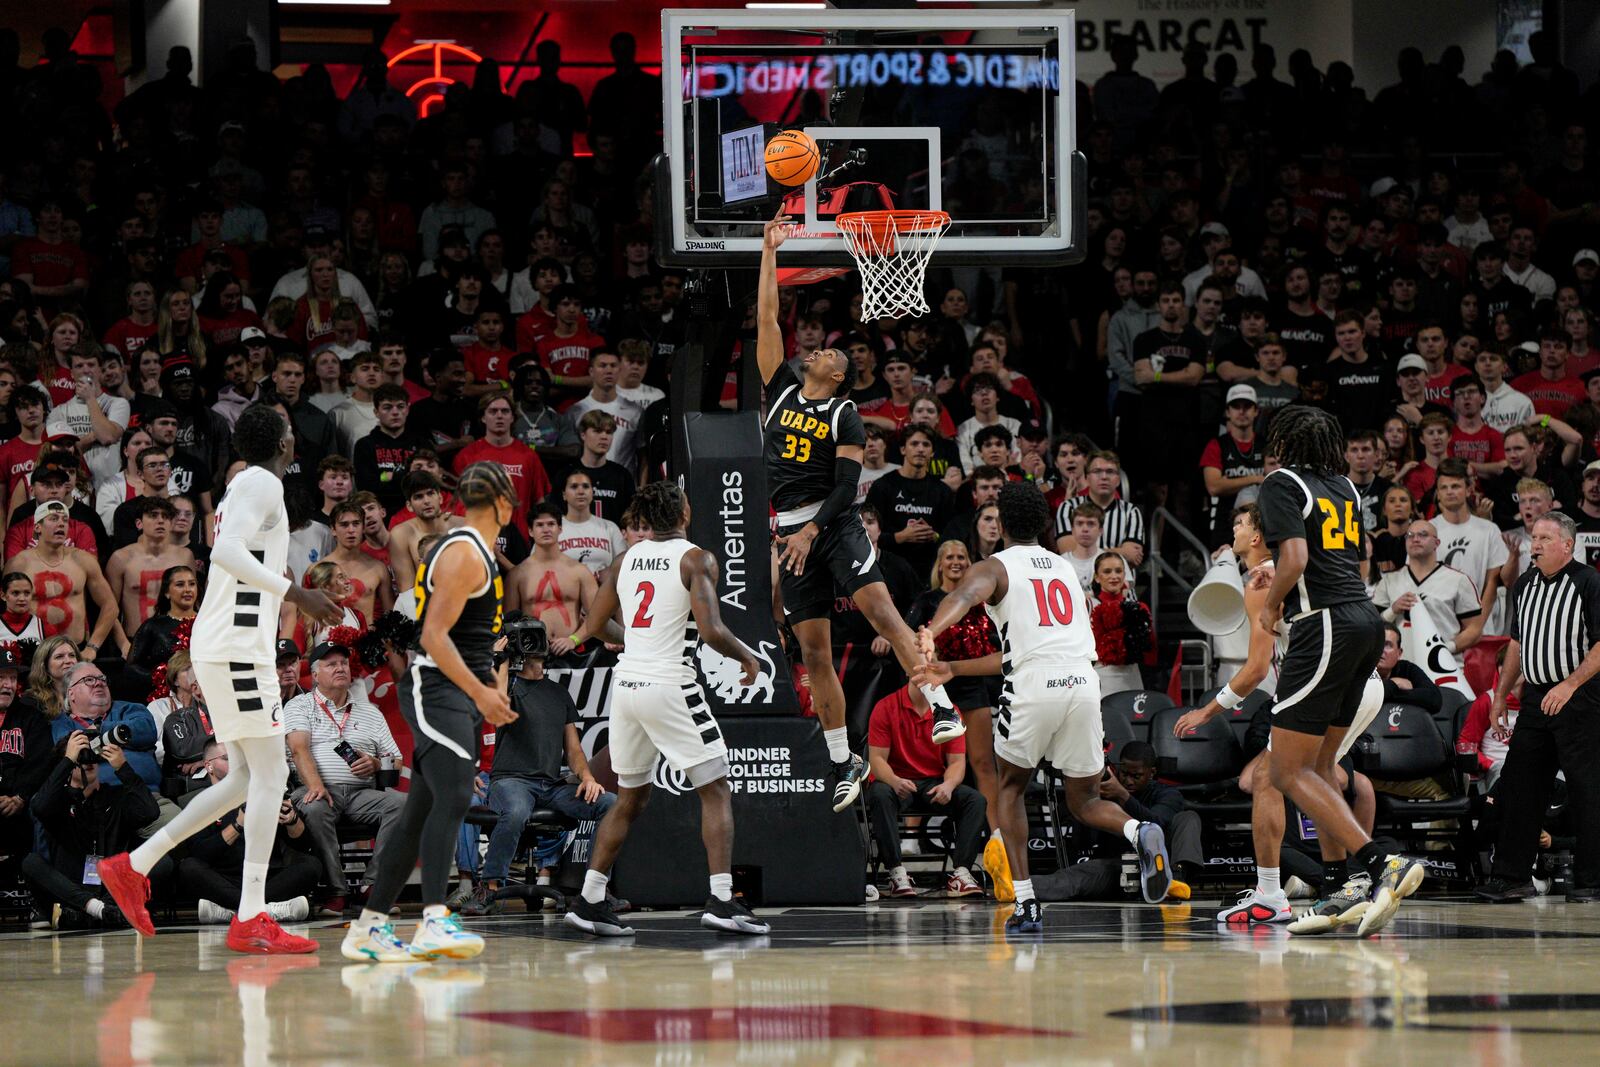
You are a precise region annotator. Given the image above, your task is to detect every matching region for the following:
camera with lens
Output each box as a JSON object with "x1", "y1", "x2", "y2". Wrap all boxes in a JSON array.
[
  {"x1": 500, "y1": 615, "x2": 549, "y2": 669},
  {"x1": 81, "y1": 723, "x2": 133, "y2": 765}
]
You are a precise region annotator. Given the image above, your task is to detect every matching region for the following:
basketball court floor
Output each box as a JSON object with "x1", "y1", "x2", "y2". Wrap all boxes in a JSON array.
[{"x1": 6, "y1": 897, "x2": 1599, "y2": 1065}]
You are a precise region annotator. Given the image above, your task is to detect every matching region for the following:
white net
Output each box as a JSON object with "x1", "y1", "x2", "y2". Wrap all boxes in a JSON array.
[{"x1": 836, "y1": 211, "x2": 952, "y2": 321}]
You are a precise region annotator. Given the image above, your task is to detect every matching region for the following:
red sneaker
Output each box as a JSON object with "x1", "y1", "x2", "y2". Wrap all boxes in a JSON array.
[
  {"x1": 96, "y1": 853, "x2": 155, "y2": 937},
  {"x1": 226, "y1": 914, "x2": 319, "y2": 955}
]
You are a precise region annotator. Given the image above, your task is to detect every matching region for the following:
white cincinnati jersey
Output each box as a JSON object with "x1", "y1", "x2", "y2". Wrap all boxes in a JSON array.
[
  {"x1": 987, "y1": 544, "x2": 1096, "y2": 670},
  {"x1": 615, "y1": 538, "x2": 698, "y2": 685},
  {"x1": 193, "y1": 465, "x2": 292, "y2": 665}
]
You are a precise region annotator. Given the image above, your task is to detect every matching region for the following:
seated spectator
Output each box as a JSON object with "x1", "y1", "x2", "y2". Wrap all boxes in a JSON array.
[
  {"x1": 1376, "y1": 622, "x2": 1442, "y2": 711},
  {"x1": 178, "y1": 739, "x2": 321, "y2": 926},
  {"x1": 22, "y1": 635, "x2": 79, "y2": 720},
  {"x1": 1089, "y1": 552, "x2": 1152, "y2": 696},
  {"x1": 22, "y1": 731, "x2": 168, "y2": 929},
  {"x1": 867, "y1": 426, "x2": 958, "y2": 580},
  {"x1": 954, "y1": 373, "x2": 1021, "y2": 474},
  {"x1": 1512, "y1": 328, "x2": 1586, "y2": 418},
  {"x1": 1061, "y1": 503, "x2": 1103, "y2": 591},
  {"x1": 0, "y1": 569, "x2": 43, "y2": 643},
  {"x1": 1056, "y1": 450, "x2": 1145, "y2": 566},
  {"x1": 555, "y1": 468, "x2": 625, "y2": 577},
  {"x1": 865, "y1": 683, "x2": 985, "y2": 897},
  {"x1": 48, "y1": 661, "x2": 160, "y2": 803},
  {"x1": 0, "y1": 646, "x2": 51, "y2": 865},
  {"x1": 1456, "y1": 645, "x2": 1519, "y2": 790},
  {"x1": 285, "y1": 641, "x2": 405, "y2": 918},
  {"x1": 149, "y1": 649, "x2": 207, "y2": 788},
  {"x1": 1371, "y1": 484, "x2": 1419, "y2": 573},
  {"x1": 461, "y1": 618, "x2": 615, "y2": 915},
  {"x1": 940, "y1": 465, "x2": 1006, "y2": 547},
  {"x1": 1372, "y1": 519, "x2": 1486, "y2": 655},
  {"x1": 1029, "y1": 741, "x2": 1203, "y2": 900}
]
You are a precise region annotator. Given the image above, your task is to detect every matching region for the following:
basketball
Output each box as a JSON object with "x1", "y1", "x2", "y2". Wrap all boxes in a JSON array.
[{"x1": 765, "y1": 129, "x2": 820, "y2": 187}]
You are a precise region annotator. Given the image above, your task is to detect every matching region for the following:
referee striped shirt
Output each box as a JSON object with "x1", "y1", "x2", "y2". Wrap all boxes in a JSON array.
[
  {"x1": 1509, "y1": 560, "x2": 1600, "y2": 687},
  {"x1": 1056, "y1": 495, "x2": 1145, "y2": 552}
]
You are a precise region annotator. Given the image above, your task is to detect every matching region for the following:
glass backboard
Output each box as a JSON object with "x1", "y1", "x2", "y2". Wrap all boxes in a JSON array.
[{"x1": 656, "y1": 8, "x2": 1083, "y2": 268}]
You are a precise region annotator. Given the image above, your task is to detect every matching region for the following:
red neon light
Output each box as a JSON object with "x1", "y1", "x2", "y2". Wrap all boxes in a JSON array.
[{"x1": 387, "y1": 41, "x2": 484, "y2": 118}]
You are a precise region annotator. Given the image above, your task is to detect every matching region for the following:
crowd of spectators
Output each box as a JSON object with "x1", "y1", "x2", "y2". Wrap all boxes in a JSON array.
[{"x1": 2, "y1": 23, "x2": 1598, "y2": 914}]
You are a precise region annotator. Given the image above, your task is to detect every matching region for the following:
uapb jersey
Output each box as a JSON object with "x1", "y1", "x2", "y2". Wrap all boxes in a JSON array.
[
  {"x1": 1257, "y1": 467, "x2": 1370, "y2": 618},
  {"x1": 412, "y1": 526, "x2": 502, "y2": 682},
  {"x1": 615, "y1": 538, "x2": 697, "y2": 684},
  {"x1": 986, "y1": 544, "x2": 1096, "y2": 670},
  {"x1": 763, "y1": 363, "x2": 865, "y2": 518}
]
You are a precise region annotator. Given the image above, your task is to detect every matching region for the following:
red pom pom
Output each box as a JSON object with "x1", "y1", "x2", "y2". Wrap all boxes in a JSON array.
[
  {"x1": 173, "y1": 617, "x2": 194, "y2": 651},
  {"x1": 148, "y1": 663, "x2": 170, "y2": 704},
  {"x1": 326, "y1": 625, "x2": 363, "y2": 649}
]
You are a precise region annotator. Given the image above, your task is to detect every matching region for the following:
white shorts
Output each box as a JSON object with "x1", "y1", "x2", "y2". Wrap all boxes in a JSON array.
[
  {"x1": 992, "y1": 665, "x2": 1104, "y2": 779},
  {"x1": 192, "y1": 660, "x2": 283, "y2": 742},
  {"x1": 1335, "y1": 675, "x2": 1385, "y2": 760},
  {"x1": 609, "y1": 676, "x2": 728, "y2": 787}
]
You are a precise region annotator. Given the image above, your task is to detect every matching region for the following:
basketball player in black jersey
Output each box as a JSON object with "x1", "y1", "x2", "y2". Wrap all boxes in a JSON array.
[
  {"x1": 1257, "y1": 407, "x2": 1425, "y2": 936},
  {"x1": 759, "y1": 211, "x2": 962, "y2": 813},
  {"x1": 343, "y1": 463, "x2": 520, "y2": 963}
]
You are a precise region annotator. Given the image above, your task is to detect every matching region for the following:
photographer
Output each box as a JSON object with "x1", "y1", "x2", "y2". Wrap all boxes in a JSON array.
[
  {"x1": 178, "y1": 740, "x2": 321, "y2": 925},
  {"x1": 47, "y1": 663, "x2": 165, "y2": 828},
  {"x1": 21, "y1": 731, "x2": 171, "y2": 929},
  {"x1": 284, "y1": 641, "x2": 404, "y2": 918},
  {"x1": 0, "y1": 647, "x2": 51, "y2": 865},
  {"x1": 460, "y1": 616, "x2": 615, "y2": 916}
]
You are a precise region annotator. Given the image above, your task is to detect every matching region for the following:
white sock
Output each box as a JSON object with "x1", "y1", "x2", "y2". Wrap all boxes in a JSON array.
[
  {"x1": 536, "y1": 874, "x2": 551, "y2": 886},
  {"x1": 1257, "y1": 866, "x2": 1281, "y2": 897},
  {"x1": 823, "y1": 727, "x2": 850, "y2": 763},
  {"x1": 238, "y1": 862, "x2": 269, "y2": 922},
  {"x1": 709, "y1": 872, "x2": 733, "y2": 901},
  {"x1": 582, "y1": 869, "x2": 609, "y2": 904},
  {"x1": 234, "y1": 734, "x2": 294, "y2": 921},
  {"x1": 918, "y1": 682, "x2": 953, "y2": 710},
  {"x1": 1122, "y1": 819, "x2": 1140, "y2": 846},
  {"x1": 356, "y1": 907, "x2": 388, "y2": 931},
  {"x1": 86, "y1": 898, "x2": 105, "y2": 919},
  {"x1": 1013, "y1": 878, "x2": 1035, "y2": 903}
]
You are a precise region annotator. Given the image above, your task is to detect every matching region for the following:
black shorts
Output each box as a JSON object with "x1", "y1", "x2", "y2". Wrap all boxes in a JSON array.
[
  {"x1": 1271, "y1": 600, "x2": 1385, "y2": 737},
  {"x1": 401, "y1": 664, "x2": 483, "y2": 764},
  {"x1": 777, "y1": 510, "x2": 886, "y2": 624}
]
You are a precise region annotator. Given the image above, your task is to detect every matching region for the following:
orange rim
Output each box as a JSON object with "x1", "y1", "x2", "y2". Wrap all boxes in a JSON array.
[{"x1": 836, "y1": 209, "x2": 952, "y2": 249}]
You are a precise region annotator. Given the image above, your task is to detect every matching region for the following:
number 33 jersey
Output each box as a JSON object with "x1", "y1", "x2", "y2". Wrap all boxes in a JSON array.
[
  {"x1": 763, "y1": 362, "x2": 864, "y2": 515},
  {"x1": 1257, "y1": 467, "x2": 1370, "y2": 619},
  {"x1": 987, "y1": 545, "x2": 1096, "y2": 670}
]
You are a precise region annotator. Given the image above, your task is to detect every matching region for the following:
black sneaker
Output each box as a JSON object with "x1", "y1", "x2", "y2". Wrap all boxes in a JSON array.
[
  {"x1": 930, "y1": 703, "x2": 966, "y2": 744},
  {"x1": 702, "y1": 895, "x2": 770, "y2": 935},
  {"x1": 98, "y1": 904, "x2": 129, "y2": 930},
  {"x1": 829, "y1": 753, "x2": 868, "y2": 813},
  {"x1": 1473, "y1": 877, "x2": 1537, "y2": 903},
  {"x1": 564, "y1": 896, "x2": 634, "y2": 937},
  {"x1": 1567, "y1": 885, "x2": 1600, "y2": 904},
  {"x1": 458, "y1": 882, "x2": 500, "y2": 917},
  {"x1": 1005, "y1": 898, "x2": 1043, "y2": 936},
  {"x1": 1134, "y1": 821, "x2": 1173, "y2": 903}
]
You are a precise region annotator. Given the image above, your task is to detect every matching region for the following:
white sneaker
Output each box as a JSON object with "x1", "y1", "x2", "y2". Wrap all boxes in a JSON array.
[
  {"x1": 409, "y1": 911, "x2": 485, "y2": 961},
  {"x1": 341, "y1": 920, "x2": 414, "y2": 963},
  {"x1": 886, "y1": 868, "x2": 918, "y2": 897},
  {"x1": 269, "y1": 896, "x2": 311, "y2": 923},
  {"x1": 197, "y1": 899, "x2": 233, "y2": 925},
  {"x1": 1217, "y1": 888, "x2": 1292, "y2": 926},
  {"x1": 1283, "y1": 876, "x2": 1315, "y2": 900}
]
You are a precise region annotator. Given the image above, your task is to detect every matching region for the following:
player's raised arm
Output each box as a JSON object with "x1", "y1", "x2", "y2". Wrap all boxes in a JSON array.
[
  {"x1": 684, "y1": 547, "x2": 758, "y2": 685},
  {"x1": 919, "y1": 558, "x2": 1006, "y2": 642},
  {"x1": 756, "y1": 208, "x2": 791, "y2": 384}
]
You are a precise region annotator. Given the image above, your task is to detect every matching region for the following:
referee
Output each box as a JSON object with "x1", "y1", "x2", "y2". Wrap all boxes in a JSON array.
[{"x1": 1481, "y1": 512, "x2": 1600, "y2": 903}]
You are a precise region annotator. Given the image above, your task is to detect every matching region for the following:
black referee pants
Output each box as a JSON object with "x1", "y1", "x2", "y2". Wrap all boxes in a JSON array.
[{"x1": 1490, "y1": 684, "x2": 1600, "y2": 888}]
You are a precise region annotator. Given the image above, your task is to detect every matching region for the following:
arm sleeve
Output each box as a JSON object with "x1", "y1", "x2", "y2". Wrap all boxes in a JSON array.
[
  {"x1": 210, "y1": 474, "x2": 293, "y2": 599},
  {"x1": 812, "y1": 458, "x2": 862, "y2": 531}
]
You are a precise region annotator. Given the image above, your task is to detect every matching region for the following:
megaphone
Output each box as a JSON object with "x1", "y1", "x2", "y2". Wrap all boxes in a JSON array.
[{"x1": 1188, "y1": 548, "x2": 1247, "y2": 636}]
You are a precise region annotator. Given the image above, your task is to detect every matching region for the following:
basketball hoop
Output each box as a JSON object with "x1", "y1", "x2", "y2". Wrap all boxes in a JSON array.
[{"x1": 835, "y1": 209, "x2": 952, "y2": 320}]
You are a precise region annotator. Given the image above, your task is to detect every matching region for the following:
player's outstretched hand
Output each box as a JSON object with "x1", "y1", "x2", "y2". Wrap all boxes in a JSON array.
[
  {"x1": 477, "y1": 684, "x2": 518, "y2": 726},
  {"x1": 911, "y1": 660, "x2": 953, "y2": 689},
  {"x1": 763, "y1": 208, "x2": 793, "y2": 251},
  {"x1": 1173, "y1": 706, "x2": 1216, "y2": 737},
  {"x1": 286, "y1": 584, "x2": 344, "y2": 626}
]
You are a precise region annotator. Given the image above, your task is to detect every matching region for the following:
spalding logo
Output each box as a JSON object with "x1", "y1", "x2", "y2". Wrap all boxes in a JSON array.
[{"x1": 697, "y1": 639, "x2": 778, "y2": 704}]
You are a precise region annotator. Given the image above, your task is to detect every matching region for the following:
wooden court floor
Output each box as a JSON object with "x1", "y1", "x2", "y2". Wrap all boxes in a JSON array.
[{"x1": 5, "y1": 897, "x2": 1600, "y2": 1066}]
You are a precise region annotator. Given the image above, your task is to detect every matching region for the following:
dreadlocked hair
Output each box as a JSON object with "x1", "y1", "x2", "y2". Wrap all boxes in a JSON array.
[
  {"x1": 635, "y1": 480, "x2": 687, "y2": 535},
  {"x1": 455, "y1": 462, "x2": 517, "y2": 511},
  {"x1": 1265, "y1": 404, "x2": 1347, "y2": 477}
]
